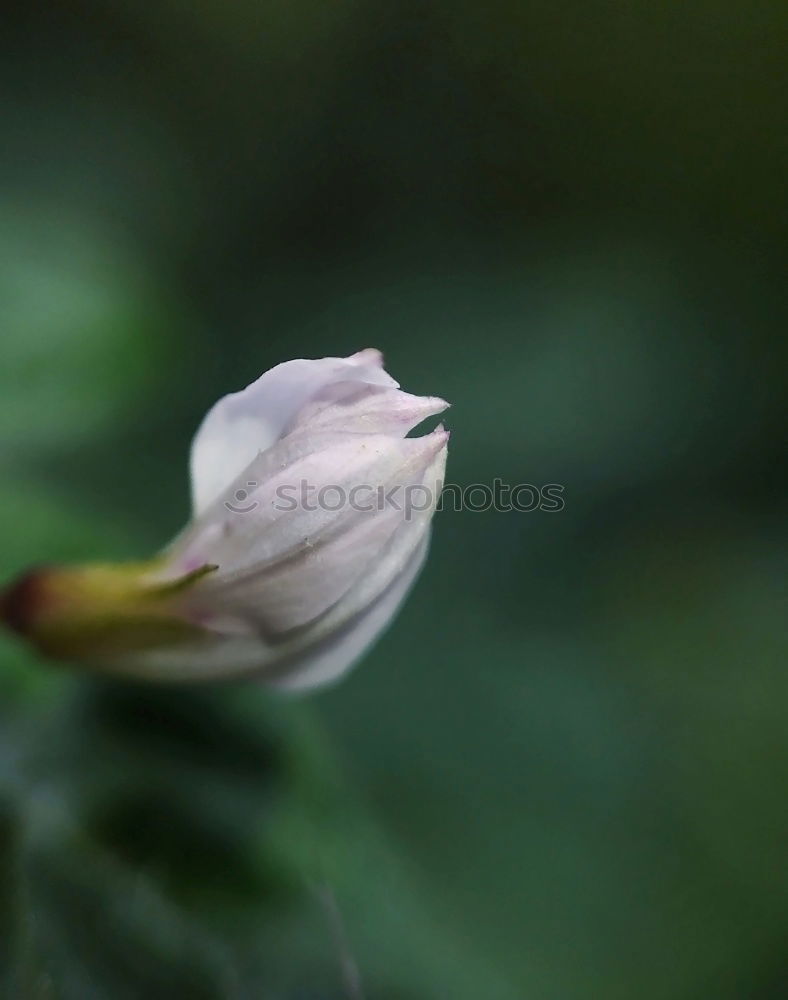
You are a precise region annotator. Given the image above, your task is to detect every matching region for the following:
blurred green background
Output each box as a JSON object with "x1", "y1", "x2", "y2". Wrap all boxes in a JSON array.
[{"x1": 1, "y1": 2, "x2": 786, "y2": 997}]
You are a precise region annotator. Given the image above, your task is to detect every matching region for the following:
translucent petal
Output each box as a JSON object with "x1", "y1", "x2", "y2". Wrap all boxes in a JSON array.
[
  {"x1": 173, "y1": 427, "x2": 448, "y2": 584},
  {"x1": 105, "y1": 537, "x2": 429, "y2": 688},
  {"x1": 288, "y1": 383, "x2": 448, "y2": 437},
  {"x1": 265, "y1": 537, "x2": 430, "y2": 691},
  {"x1": 189, "y1": 351, "x2": 396, "y2": 515}
]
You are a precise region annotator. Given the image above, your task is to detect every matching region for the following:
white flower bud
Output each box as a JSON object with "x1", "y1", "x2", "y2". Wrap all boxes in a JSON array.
[{"x1": 2, "y1": 350, "x2": 449, "y2": 691}]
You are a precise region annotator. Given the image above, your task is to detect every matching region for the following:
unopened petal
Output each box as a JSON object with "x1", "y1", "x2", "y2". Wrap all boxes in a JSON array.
[
  {"x1": 265, "y1": 537, "x2": 430, "y2": 691},
  {"x1": 288, "y1": 384, "x2": 449, "y2": 438},
  {"x1": 189, "y1": 352, "x2": 397, "y2": 515},
  {"x1": 105, "y1": 536, "x2": 430, "y2": 688},
  {"x1": 183, "y1": 428, "x2": 447, "y2": 646},
  {"x1": 174, "y1": 426, "x2": 448, "y2": 585},
  {"x1": 300, "y1": 431, "x2": 448, "y2": 640}
]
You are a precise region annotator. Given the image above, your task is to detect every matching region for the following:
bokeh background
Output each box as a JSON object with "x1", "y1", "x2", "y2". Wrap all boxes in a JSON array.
[{"x1": 1, "y1": 2, "x2": 787, "y2": 998}]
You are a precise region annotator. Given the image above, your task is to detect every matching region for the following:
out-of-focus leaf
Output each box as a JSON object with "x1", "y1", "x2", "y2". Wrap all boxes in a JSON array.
[{"x1": 0, "y1": 204, "x2": 178, "y2": 465}]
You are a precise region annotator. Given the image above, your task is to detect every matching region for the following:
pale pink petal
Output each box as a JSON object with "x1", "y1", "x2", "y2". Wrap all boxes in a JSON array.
[
  {"x1": 288, "y1": 383, "x2": 449, "y2": 438},
  {"x1": 195, "y1": 435, "x2": 444, "y2": 633},
  {"x1": 173, "y1": 427, "x2": 448, "y2": 583},
  {"x1": 264, "y1": 537, "x2": 430, "y2": 691},
  {"x1": 189, "y1": 352, "x2": 397, "y2": 515},
  {"x1": 301, "y1": 435, "x2": 447, "y2": 639},
  {"x1": 102, "y1": 538, "x2": 427, "y2": 686}
]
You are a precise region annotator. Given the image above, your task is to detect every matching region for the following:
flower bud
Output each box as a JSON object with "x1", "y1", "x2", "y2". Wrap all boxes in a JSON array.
[{"x1": 2, "y1": 350, "x2": 449, "y2": 690}]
